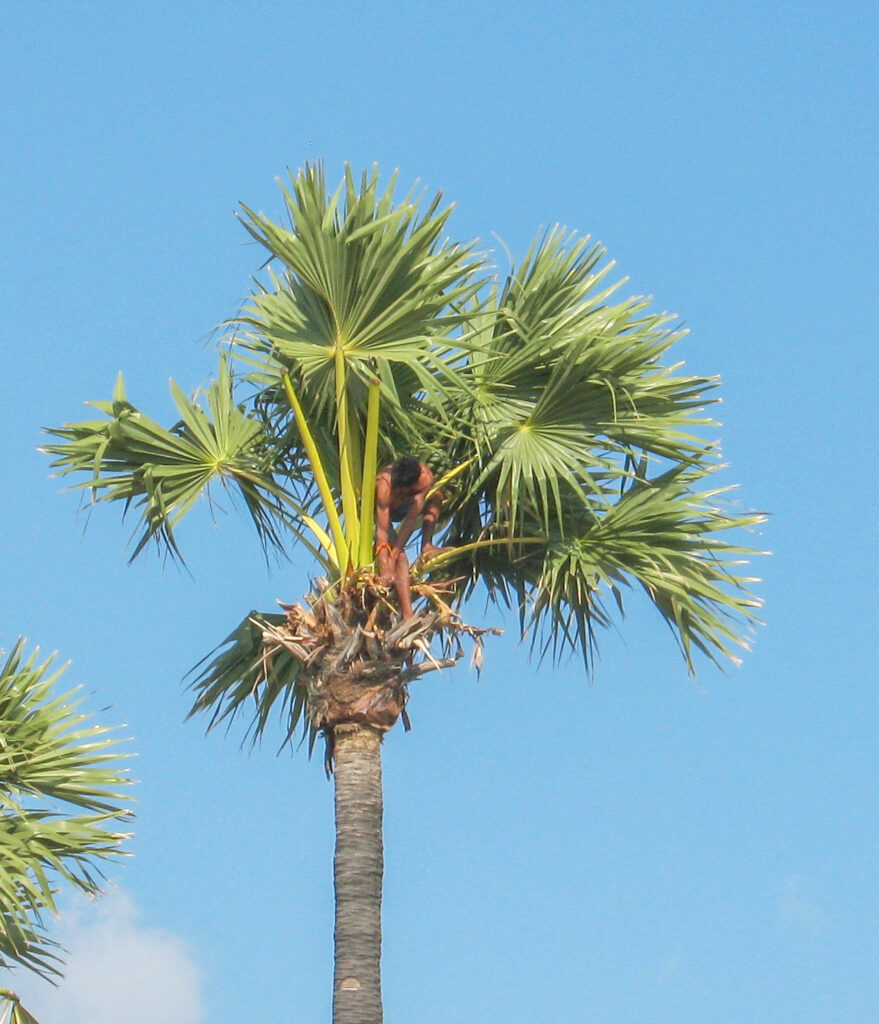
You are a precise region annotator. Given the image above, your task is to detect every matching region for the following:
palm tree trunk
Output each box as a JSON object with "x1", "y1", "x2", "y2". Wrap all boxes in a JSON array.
[{"x1": 332, "y1": 723, "x2": 384, "y2": 1024}]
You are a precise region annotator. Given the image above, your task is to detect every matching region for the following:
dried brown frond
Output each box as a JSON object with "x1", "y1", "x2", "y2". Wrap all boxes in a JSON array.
[{"x1": 252, "y1": 573, "x2": 500, "y2": 756}]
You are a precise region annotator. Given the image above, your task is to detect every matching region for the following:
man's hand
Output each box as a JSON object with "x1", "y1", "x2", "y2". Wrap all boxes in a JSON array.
[{"x1": 377, "y1": 547, "x2": 395, "y2": 585}]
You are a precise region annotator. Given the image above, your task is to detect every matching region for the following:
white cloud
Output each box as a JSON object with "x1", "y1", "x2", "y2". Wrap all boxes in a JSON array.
[{"x1": 11, "y1": 889, "x2": 205, "y2": 1024}]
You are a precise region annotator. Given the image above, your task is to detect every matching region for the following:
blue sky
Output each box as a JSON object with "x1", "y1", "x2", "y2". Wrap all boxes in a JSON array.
[{"x1": 2, "y1": 2, "x2": 877, "y2": 1021}]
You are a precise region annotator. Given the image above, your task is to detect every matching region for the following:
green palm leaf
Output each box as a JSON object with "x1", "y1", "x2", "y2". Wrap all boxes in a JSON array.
[
  {"x1": 187, "y1": 612, "x2": 308, "y2": 751},
  {"x1": 0, "y1": 639, "x2": 132, "y2": 981},
  {"x1": 234, "y1": 163, "x2": 485, "y2": 430},
  {"x1": 0, "y1": 990, "x2": 40, "y2": 1024},
  {"x1": 526, "y1": 461, "x2": 764, "y2": 670},
  {"x1": 41, "y1": 357, "x2": 310, "y2": 563},
  {"x1": 390, "y1": 225, "x2": 764, "y2": 671}
]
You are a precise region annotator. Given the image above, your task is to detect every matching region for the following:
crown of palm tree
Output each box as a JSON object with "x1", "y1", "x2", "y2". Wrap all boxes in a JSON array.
[{"x1": 42, "y1": 162, "x2": 764, "y2": 749}]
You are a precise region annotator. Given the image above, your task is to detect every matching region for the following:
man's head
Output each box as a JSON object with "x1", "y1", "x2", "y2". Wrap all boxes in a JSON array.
[{"x1": 390, "y1": 456, "x2": 423, "y2": 490}]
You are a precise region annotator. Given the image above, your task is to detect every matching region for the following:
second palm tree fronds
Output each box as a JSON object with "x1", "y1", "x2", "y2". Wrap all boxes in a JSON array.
[{"x1": 0, "y1": 638, "x2": 133, "y2": 1024}]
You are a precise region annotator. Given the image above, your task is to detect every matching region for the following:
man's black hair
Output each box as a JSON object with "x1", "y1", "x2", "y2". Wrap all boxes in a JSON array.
[{"x1": 390, "y1": 456, "x2": 422, "y2": 489}]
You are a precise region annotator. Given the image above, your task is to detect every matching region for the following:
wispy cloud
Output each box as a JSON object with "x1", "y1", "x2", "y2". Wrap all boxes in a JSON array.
[{"x1": 11, "y1": 889, "x2": 205, "y2": 1024}]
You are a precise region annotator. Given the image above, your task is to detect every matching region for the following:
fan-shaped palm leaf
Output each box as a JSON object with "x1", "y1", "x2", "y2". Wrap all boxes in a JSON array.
[{"x1": 41, "y1": 357, "x2": 324, "y2": 564}]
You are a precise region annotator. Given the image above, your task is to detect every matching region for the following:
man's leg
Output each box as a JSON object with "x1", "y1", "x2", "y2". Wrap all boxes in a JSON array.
[
  {"x1": 392, "y1": 549, "x2": 414, "y2": 618},
  {"x1": 419, "y1": 491, "x2": 451, "y2": 560}
]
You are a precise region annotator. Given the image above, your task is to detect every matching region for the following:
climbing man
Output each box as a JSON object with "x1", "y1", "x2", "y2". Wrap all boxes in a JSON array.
[{"x1": 374, "y1": 456, "x2": 450, "y2": 618}]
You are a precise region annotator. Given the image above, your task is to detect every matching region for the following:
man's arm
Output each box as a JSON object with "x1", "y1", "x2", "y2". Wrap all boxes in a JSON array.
[
  {"x1": 374, "y1": 471, "x2": 395, "y2": 583},
  {"x1": 375, "y1": 472, "x2": 393, "y2": 548},
  {"x1": 419, "y1": 488, "x2": 443, "y2": 554}
]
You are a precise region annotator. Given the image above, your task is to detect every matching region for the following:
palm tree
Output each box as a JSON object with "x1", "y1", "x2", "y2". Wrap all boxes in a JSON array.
[
  {"x1": 0, "y1": 638, "x2": 133, "y2": 1024},
  {"x1": 42, "y1": 163, "x2": 762, "y2": 1024}
]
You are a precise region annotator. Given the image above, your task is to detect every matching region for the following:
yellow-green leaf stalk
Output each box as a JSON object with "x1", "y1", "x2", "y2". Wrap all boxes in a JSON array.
[
  {"x1": 357, "y1": 375, "x2": 382, "y2": 568},
  {"x1": 299, "y1": 514, "x2": 339, "y2": 572},
  {"x1": 282, "y1": 373, "x2": 348, "y2": 572},
  {"x1": 426, "y1": 455, "x2": 478, "y2": 500},
  {"x1": 334, "y1": 345, "x2": 360, "y2": 560},
  {"x1": 416, "y1": 535, "x2": 548, "y2": 574}
]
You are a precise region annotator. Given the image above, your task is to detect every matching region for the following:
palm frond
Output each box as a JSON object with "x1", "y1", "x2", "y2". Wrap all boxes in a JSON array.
[
  {"x1": 0, "y1": 640, "x2": 132, "y2": 981},
  {"x1": 524, "y1": 460, "x2": 765, "y2": 671},
  {"x1": 0, "y1": 990, "x2": 41, "y2": 1024},
  {"x1": 41, "y1": 358, "x2": 303, "y2": 562},
  {"x1": 187, "y1": 613, "x2": 309, "y2": 752},
  {"x1": 234, "y1": 163, "x2": 485, "y2": 418}
]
